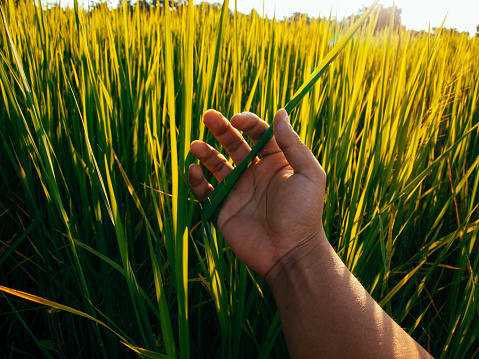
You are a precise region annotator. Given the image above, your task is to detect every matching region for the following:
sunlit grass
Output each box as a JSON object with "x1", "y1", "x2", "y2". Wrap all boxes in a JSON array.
[{"x1": 0, "y1": 0, "x2": 478, "y2": 357}]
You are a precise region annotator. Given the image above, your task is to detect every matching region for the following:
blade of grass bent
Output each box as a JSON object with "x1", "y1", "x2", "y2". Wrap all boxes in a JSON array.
[
  {"x1": 202, "y1": 0, "x2": 380, "y2": 225},
  {"x1": 0, "y1": 285, "x2": 132, "y2": 346}
]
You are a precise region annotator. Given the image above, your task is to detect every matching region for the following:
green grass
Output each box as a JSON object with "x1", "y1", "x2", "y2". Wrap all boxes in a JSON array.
[{"x1": 0, "y1": 0, "x2": 478, "y2": 358}]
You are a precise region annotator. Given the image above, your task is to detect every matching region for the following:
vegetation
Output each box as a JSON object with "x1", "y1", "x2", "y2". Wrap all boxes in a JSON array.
[{"x1": 0, "y1": 0, "x2": 478, "y2": 358}]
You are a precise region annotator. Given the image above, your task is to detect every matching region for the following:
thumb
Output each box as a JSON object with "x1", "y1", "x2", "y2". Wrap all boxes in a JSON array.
[{"x1": 273, "y1": 109, "x2": 322, "y2": 178}]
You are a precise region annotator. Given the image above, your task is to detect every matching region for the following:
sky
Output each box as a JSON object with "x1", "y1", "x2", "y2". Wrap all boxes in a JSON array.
[
  {"x1": 65, "y1": 0, "x2": 479, "y2": 36},
  {"x1": 196, "y1": 0, "x2": 479, "y2": 36}
]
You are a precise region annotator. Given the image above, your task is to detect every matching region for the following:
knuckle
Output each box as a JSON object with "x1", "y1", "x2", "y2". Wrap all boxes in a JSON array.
[
  {"x1": 216, "y1": 123, "x2": 229, "y2": 137},
  {"x1": 200, "y1": 186, "x2": 213, "y2": 202},
  {"x1": 189, "y1": 174, "x2": 202, "y2": 187},
  {"x1": 203, "y1": 146, "x2": 216, "y2": 162},
  {"x1": 318, "y1": 166, "x2": 326, "y2": 183},
  {"x1": 212, "y1": 157, "x2": 227, "y2": 173},
  {"x1": 314, "y1": 163, "x2": 327, "y2": 186},
  {"x1": 251, "y1": 123, "x2": 267, "y2": 140},
  {"x1": 242, "y1": 121, "x2": 256, "y2": 134},
  {"x1": 226, "y1": 137, "x2": 245, "y2": 153}
]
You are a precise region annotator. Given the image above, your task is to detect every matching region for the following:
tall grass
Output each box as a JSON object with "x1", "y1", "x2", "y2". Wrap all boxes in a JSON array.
[{"x1": 0, "y1": 0, "x2": 478, "y2": 358}]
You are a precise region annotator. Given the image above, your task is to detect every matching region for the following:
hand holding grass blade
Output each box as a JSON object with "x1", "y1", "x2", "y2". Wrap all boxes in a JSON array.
[{"x1": 202, "y1": 0, "x2": 379, "y2": 225}]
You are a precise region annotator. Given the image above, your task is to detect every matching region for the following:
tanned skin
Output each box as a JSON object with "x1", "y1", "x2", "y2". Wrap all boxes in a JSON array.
[{"x1": 188, "y1": 108, "x2": 433, "y2": 359}]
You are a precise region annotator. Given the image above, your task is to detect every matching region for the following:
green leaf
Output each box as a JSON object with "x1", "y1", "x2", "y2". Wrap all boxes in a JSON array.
[
  {"x1": 38, "y1": 340, "x2": 57, "y2": 351},
  {"x1": 202, "y1": 0, "x2": 380, "y2": 225}
]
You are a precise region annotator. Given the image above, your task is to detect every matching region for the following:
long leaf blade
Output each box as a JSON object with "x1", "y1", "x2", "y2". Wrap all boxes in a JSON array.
[{"x1": 202, "y1": 0, "x2": 380, "y2": 225}]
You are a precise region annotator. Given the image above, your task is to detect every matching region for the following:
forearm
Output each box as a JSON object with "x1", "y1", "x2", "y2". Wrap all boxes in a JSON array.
[{"x1": 265, "y1": 231, "x2": 433, "y2": 359}]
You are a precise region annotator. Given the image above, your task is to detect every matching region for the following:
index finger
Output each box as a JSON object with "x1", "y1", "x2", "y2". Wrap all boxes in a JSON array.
[{"x1": 203, "y1": 109, "x2": 252, "y2": 165}]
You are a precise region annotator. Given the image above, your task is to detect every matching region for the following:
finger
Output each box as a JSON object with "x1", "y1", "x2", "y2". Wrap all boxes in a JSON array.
[
  {"x1": 203, "y1": 109, "x2": 252, "y2": 165},
  {"x1": 190, "y1": 140, "x2": 233, "y2": 182},
  {"x1": 273, "y1": 109, "x2": 324, "y2": 179},
  {"x1": 230, "y1": 112, "x2": 282, "y2": 157},
  {"x1": 188, "y1": 164, "x2": 214, "y2": 202}
]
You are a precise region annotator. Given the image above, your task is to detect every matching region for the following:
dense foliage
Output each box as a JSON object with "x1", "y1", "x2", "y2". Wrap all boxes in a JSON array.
[{"x1": 0, "y1": 0, "x2": 478, "y2": 358}]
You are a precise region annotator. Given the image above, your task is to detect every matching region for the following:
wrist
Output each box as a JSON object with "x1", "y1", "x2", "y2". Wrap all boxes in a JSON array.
[{"x1": 264, "y1": 228, "x2": 331, "y2": 288}]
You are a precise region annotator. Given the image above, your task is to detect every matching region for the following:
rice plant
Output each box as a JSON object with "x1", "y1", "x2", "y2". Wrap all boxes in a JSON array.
[{"x1": 0, "y1": 0, "x2": 478, "y2": 357}]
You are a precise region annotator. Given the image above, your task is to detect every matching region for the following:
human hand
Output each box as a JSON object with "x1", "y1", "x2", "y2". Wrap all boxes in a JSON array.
[{"x1": 189, "y1": 109, "x2": 327, "y2": 279}]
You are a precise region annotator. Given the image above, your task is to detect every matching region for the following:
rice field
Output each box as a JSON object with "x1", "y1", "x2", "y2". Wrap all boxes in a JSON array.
[{"x1": 0, "y1": 0, "x2": 478, "y2": 357}]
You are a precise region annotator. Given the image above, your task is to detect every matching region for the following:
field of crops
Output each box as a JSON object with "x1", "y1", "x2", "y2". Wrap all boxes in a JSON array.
[{"x1": 0, "y1": 0, "x2": 478, "y2": 357}]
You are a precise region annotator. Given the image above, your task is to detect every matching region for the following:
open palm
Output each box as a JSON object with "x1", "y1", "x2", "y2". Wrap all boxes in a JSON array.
[{"x1": 189, "y1": 109, "x2": 326, "y2": 278}]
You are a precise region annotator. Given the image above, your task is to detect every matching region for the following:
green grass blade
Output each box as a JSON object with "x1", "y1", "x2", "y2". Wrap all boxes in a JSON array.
[
  {"x1": 121, "y1": 342, "x2": 175, "y2": 359},
  {"x1": 0, "y1": 285, "x2": 132, "y2": 345},
  {"x1": 202, "y1": 0, "x2": 380, "y2": 225}
]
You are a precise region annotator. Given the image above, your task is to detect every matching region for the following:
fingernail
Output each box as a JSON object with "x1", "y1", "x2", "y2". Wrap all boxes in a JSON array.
[{"x1": 281, "y1": 108, "x2": 290, "y2": 125}]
